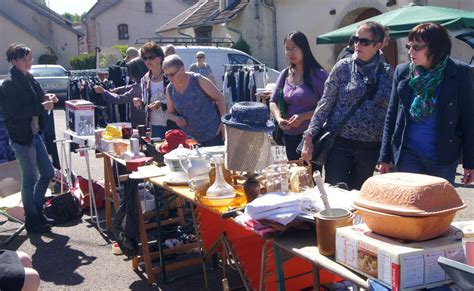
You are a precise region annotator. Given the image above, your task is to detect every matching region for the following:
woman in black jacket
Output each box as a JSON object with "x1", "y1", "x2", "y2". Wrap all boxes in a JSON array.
[
  {"x1": 378, "y1": 23, "x2": 473, "y2": 184},
  {"x1": 0, "y1": 44, "x2": 57, "y2": 233}
]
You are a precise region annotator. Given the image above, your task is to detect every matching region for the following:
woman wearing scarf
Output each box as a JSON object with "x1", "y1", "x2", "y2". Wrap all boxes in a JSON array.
[
  {"x1": 301, "y1": 22, "x2": 392, "y2": 190},
  {"x1": 378, "y1": 23, "x2": 474, "y2": 185},
  {"x1": 0, "y1": 44, "x2": 57, "y2": 233}
]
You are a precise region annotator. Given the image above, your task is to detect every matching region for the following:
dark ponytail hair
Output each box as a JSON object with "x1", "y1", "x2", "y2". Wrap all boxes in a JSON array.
[{"x1": 284, "y1": 31, "x2": 323, "y2": 93}]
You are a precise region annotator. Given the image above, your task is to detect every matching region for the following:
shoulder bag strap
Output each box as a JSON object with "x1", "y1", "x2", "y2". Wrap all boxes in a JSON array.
[
  {"x1": 332, "y1": 64, "x2": 383, "y2": 136},
  {"x1": 276, "y1": 68, "x2": 289, "y2": 118}
]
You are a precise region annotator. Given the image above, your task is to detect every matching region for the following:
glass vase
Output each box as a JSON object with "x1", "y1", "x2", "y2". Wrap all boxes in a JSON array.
[{"x1": 206, "y1": 155, "x2": 236, "y2": 199}]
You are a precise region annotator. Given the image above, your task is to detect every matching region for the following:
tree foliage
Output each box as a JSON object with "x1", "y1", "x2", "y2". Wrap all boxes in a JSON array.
[
  {"x1": 38, "y1": 54, "x2": 59, "y2": 64},
  {"x1": 70, "y1": 54, "x2": 96, "y2": 70},
  {"x1": 112, "y1": 45, "x2": 129, "y2": 59},
  {"x1": 231, "y1": 37, "x2": 251, "y2": 55},
  {"x1": 62, "y1": 12, "x2": 83, "y2": 23}
]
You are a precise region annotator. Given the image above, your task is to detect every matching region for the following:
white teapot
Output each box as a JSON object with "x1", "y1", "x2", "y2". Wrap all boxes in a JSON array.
[{"x1": 178, "y1": 149, "x2": 210, "y2": 180}]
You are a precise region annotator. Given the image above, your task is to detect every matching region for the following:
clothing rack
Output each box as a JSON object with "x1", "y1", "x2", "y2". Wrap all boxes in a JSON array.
[
  {"x1": 223, "y1": 63, "x2": 268, "y2": 88},
  {"x1": 222, "y1": 64, "x2": 269, "y2": 108},
  {"x1": 70, "y1": 69, "x2": 109, "y2": 78},
  {"x1": 70, "y1": 68, "x2": 128, "y2": 78}
]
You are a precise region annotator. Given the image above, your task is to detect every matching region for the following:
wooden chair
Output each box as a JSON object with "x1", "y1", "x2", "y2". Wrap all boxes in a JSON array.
[{"x1": 0, "y1": 160, "x2": 26, "y2": 245}]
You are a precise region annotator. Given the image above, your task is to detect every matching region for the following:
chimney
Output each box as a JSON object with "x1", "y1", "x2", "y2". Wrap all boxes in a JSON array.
[{"x1": 219, "y1": 0, "x2": 226, "y2": 12}]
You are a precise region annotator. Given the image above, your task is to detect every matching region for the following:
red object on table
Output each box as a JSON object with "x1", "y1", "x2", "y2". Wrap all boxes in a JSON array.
[
  {"x1": 125, "y1": 157, "x2": 154, "y2": 172},
  {"x1": 197, "y1": 207, "x2": 341, "y2": 290}
]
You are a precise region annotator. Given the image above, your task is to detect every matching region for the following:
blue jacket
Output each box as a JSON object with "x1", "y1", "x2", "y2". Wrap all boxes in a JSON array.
[{"x1": 379, "y1": 58, "x2": 474, "y2": 168}]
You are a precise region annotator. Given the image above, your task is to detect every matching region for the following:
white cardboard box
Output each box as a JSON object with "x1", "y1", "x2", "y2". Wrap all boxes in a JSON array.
[
  {"x1": 65, "y1": 100, "x2": 95, "y2": 135},
  {"x1": 335, "y1": 224, "x2": 465, "y2": 291}
]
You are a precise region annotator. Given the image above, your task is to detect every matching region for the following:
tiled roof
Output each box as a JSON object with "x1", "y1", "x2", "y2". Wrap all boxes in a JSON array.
[
  {"x1": 179, "y1": 1, "x2": 219, "y2": 28},
  {"x1": 211, "y1": 0, "x2": 248, "y2": 23},
  {"x1": 156, "y1": 1, "x2": 205, "y2": 33},
  {"x1": 156, "y1": 0, "x2": 249, "y2": 33},
  {"x1": 83, "y1": 0, "x2": 122, "y2": 21}
]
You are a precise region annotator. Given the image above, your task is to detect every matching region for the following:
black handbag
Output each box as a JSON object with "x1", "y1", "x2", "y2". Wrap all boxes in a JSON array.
[
  {"x1": 272, "y1": 69, "x2": 289, "y2": 146},
  {"x1": 297, "y1": 68, "x2": 381, "y2": 166},
  {"x1": 44, "y1": 192, "x2": 82, "y2": 224},
  {"x1": 308, "y1": 127, "x2": 336, "y2": 166}
]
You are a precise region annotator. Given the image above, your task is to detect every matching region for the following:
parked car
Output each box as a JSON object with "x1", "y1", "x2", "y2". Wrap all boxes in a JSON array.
[
  {"x1": 173, "y1": 46, "x2": 280, "y2": 89},
  {"x1": 30, "y1": 64, "x2": 69, "y2": 102}
]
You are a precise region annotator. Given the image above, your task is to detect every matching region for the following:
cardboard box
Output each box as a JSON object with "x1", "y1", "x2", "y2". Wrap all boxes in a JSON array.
[
  {"x1": 335, "y1": 224, "x2": 465, "y2": 290},
  {"x1": 65, "y1": 100, "x2": 95, "y2": 136}
]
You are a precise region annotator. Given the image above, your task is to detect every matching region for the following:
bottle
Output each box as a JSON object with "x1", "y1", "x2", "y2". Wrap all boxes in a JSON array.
[
  {"x1": 206, "y1": 155, "x2": 235, "y2": 199},
  {"x1": 280, "y1": 166, "x2": 289, "y2": 193}
]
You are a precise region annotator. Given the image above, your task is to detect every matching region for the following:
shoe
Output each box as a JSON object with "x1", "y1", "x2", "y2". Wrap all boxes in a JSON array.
[
  {"x1": 39, "y1": 214, "x2": 56, "y2": 227},
  {"x1": 25, "y1": 214, "x2": 51, "y2": 234},
  {"x1": 36, "y1": 207, "x2": 55, "y2": 226}
]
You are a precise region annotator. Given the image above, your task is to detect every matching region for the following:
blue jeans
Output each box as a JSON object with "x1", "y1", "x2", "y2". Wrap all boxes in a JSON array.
[
  {"x1": 324, "y1": 138, "x2": 380, "y2": 190},
  {"x1": 151, "y1": 125, "x2": 166, "y2": 139},
  {"x1": 11, "y1": 134, "x2": 54, "y2": 216},
  {"x1": 398, "y1": 147, "x2": 457, "y2": 184}
]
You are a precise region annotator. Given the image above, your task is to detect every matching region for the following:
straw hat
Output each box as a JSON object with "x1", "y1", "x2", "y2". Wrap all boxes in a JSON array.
[
  {"x1": 222, "y1": 102, "x2": 275, "y2": 132},
  {"x1": 158, "y1": 130, "x2": 191, "y2": 154},
  {"x1": 224, "y1": 126, "x2": 274, "y2": 172}
]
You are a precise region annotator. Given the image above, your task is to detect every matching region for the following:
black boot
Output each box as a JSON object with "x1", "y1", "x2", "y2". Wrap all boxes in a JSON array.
[
  {"x1": 37, "y1": 207, "x2": 55, "y2": 227},
  {"x1": 25, "y1": 214, "x2": 51, "y2": 234}
]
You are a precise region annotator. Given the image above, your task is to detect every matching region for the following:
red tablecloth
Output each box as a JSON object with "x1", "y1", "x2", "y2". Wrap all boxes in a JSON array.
[{"x1": 197, "y1": 206, "x2": 340, "y2": 290}]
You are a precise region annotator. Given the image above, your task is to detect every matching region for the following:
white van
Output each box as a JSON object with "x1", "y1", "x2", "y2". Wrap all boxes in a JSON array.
[{"x1": 173, "y1": 46, "x2": 279, "y2": 89}]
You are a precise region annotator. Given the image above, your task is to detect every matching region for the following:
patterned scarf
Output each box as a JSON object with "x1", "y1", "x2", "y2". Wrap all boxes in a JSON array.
[
  {"x1": 354, "y1": 51, "x2": 381, "y2": 85},
  {"x1": 408, "y1": 58, "x2": 448, "y2": 122}
]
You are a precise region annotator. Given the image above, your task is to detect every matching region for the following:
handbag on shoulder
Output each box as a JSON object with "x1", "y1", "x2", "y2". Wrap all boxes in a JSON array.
[
  {"x1": 272, "y1": 68, "x2": 289, "y2": 145},
  {"x1": 297, "y1": 67, "x2": 382, "y2": 166}
]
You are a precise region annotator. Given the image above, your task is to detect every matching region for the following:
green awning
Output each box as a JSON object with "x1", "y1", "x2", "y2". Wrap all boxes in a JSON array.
[{"x1": 316, "y1": 5, "x2": 474, "y2": 44}]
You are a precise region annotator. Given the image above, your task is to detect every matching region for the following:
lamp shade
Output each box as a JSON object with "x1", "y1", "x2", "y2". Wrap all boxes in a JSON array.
[{"x1": 224, "y1": 125, "x2": 273, "y2": 172}]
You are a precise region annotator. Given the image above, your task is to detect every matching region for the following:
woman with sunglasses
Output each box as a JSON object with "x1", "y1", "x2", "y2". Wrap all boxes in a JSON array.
[
  {"x1": 163, "y1": 54, "x2": 226, "y2": 146},
  {"x1": 269, "y1": 31, "x2": 327, "y2": 163},
  {"x1": 301, "y1": 21, "x2": 392, "y2": 190},
  {"x1": 132, "y1": 42, "x2": 170, "y2": 138},
  {"x1": 378, "y1": 23, "x2": 473, "y2": 185},
  {"x1": 188, "y1": 51, "x2": 216, "y2": 86},
  {"x1": 0, "y1": 43, "x2": 57, "y2": 233}
]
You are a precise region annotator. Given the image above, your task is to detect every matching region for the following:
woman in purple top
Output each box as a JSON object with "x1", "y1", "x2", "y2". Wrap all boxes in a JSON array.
[{"x1": 270, "y1": 31, "x2": 328, "y2": 162}]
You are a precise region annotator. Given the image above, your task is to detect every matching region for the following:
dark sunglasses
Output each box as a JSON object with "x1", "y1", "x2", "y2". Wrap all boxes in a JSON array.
[
  {"x1": 405, "y1": 43, "x2": 426, "y2": 52},
  {"x1": 351, "y1": 36, "x2": 377, "y2": 46},
  {"x1": 163, "y1": 66, "x2": 182, "y2": 78},
  {"x1": 197, "y1": 56, "x2": 204, "y2": 59},
  {"x1": 142, "y1": 55, "x2": 157, "y2": 61}
]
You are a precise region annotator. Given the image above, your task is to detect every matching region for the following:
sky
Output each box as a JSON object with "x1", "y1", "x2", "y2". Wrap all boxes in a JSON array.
[{"x1": 47, "y1": 0, "x2": 97, "y2": 15}]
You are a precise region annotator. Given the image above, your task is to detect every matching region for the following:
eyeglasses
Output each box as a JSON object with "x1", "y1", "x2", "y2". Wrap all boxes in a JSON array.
[
  {"x1": 142, "y1": 55, "x2": 157, "y2": 61},
  {"x1": 284, "y1": 47, "x2": 299, "y2": 54},
  {"x1": 164, "y1": 66, "x2": 182, "y2": 78},
  {"x1": 197, "y1": 56, "x2": 204, "y2": 59},
  {"x1": 405, "y1": 43, "x2": 426, "y2": 52},
  {"x1": 351, "y1": 36, "x2": 378, "y2": 46}
]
